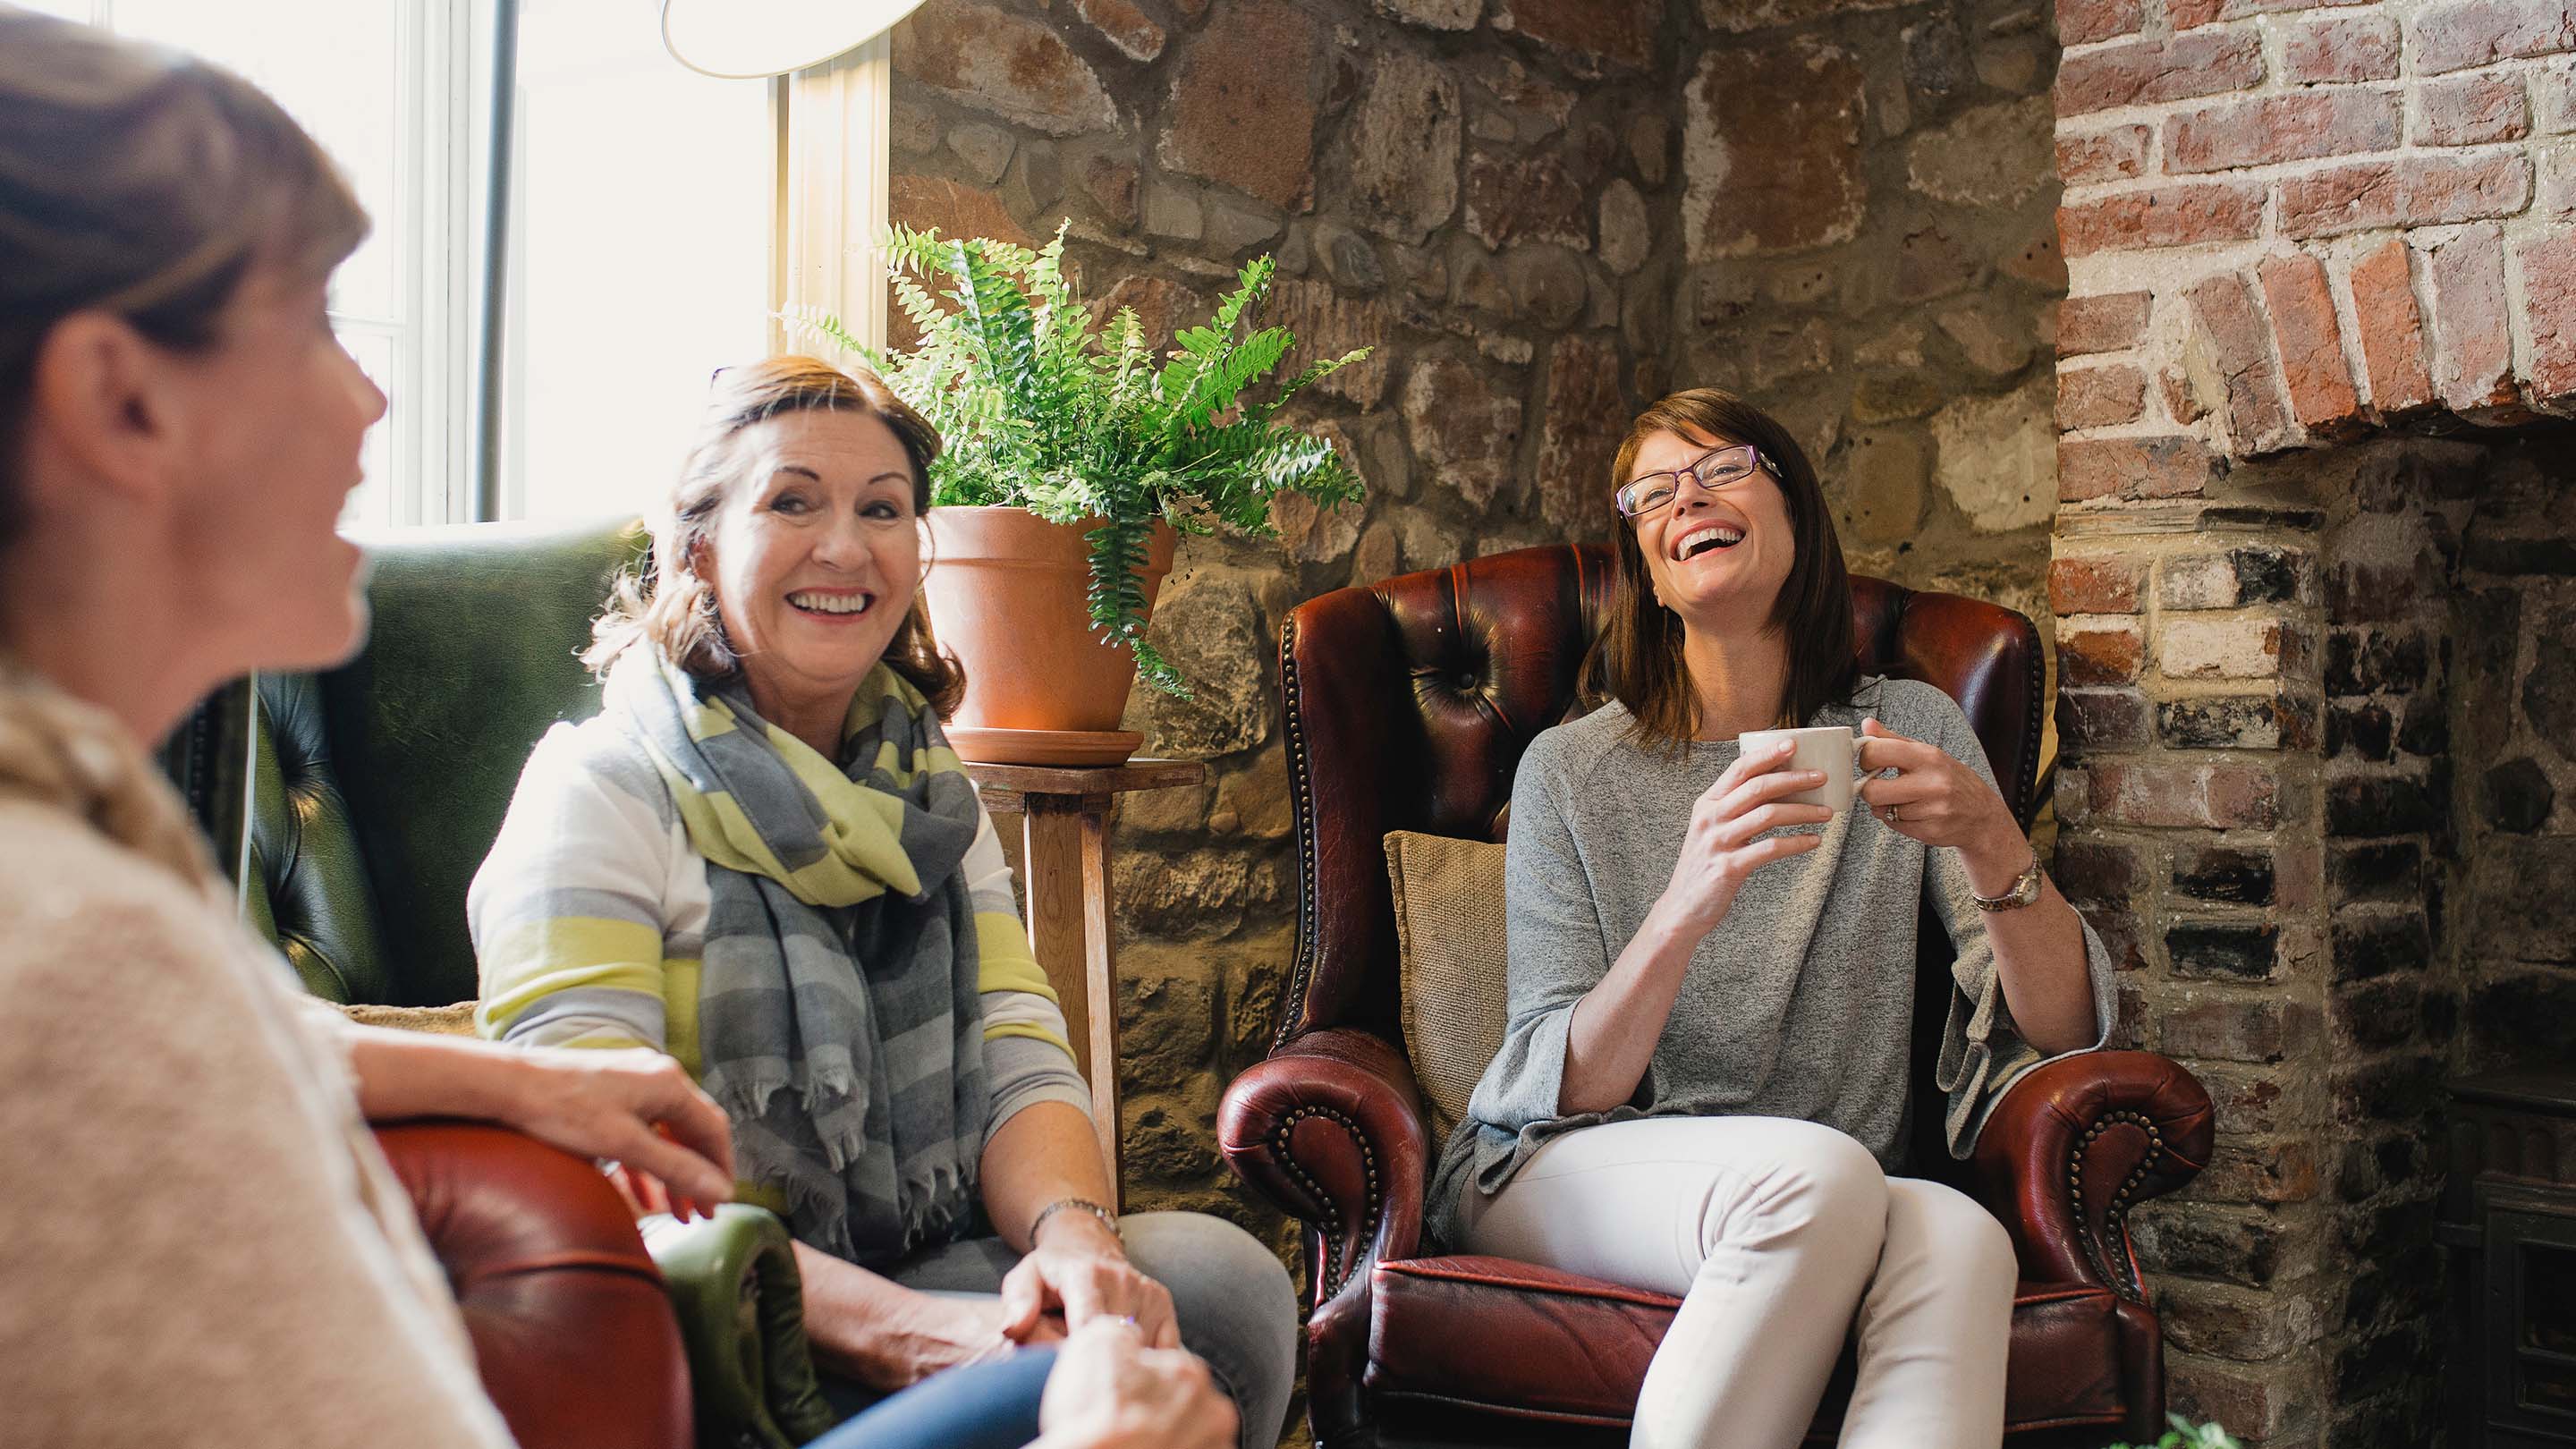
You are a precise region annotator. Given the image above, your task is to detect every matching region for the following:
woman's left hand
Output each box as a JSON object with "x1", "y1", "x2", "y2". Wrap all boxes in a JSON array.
[
  {"x1": 1855, "y1": 718, "x2": 2021, "y2": 866},
  {"x1": 999, "y1": 1212, "x2": 1181, "y2": 1351}
]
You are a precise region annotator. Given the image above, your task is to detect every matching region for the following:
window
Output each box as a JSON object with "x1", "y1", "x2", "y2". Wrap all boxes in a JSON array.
[
  {"x1": 501, "y1": 0, "x2": 775, "y2": 521},
  {"x1": 52, "y1": 1, "x2": 888, "y2": 528},
  {"x1": 57, "y1": 0, "x2": 470, "y2": 526}
]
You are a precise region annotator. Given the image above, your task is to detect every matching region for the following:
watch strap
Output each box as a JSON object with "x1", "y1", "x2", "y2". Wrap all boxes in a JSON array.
[{"x1": 1972, "y1": 847, "x2": 2046, "y2": 911}]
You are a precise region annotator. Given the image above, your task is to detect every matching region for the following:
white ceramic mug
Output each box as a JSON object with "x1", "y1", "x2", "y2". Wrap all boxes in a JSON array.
[{"x1": 1734, "y1": 724, "x2": 1858, "y2": 813}]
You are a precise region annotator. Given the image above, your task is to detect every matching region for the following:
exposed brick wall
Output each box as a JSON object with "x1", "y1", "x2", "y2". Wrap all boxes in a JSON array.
[
  {"x1": 2048, "y1": 0, "x2": 2576, "y2": 1433},
  {"x1": 2052, "y1": 0, "x2": 2574, "y2": 462}
]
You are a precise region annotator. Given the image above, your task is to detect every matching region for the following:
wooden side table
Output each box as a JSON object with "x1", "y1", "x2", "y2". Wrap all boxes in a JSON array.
[{"x1": 965, "y1": 757, "x2": 1206, "y2": 1201}]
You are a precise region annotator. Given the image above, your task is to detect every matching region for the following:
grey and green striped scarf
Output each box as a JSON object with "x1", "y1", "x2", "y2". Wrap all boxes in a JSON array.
[{"x1": 606, "y1": 649, "x2": 987, "y2": 1265}]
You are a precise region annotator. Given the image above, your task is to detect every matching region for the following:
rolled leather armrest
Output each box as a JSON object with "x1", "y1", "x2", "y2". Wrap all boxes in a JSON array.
[
  {"x1": 643, "y1": 1205, "x2": 836, "y2": 1449},
  {"x1": 1218, "y1": 1026, "x2": 1432, "y2": 1303},
  {"x1": 375, "y1": 1121, "x2": 692, "y2": 1449},
  {"x1": 1969, "y1": 1049, "x2": 2216, "y2": 1302}
]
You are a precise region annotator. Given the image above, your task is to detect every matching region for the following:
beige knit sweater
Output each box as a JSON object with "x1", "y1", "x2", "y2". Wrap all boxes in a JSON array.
[{"x1": 0, "y1": 672, "x2": 515, "y2": 1448}]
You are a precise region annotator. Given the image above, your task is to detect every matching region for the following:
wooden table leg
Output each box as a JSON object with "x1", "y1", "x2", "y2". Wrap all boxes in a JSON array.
[
  {"x1": 1021, "y1": 794, "x2": 1122, "y2": 1202},
  {"x1": 1076, "y1": 799, "x2": 1121, "y2": 1200}
]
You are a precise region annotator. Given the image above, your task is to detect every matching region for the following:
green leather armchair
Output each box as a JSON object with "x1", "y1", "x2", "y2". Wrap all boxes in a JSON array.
[{"x1": 174, "y1": 517, "x2": 835, "y2": 1449}]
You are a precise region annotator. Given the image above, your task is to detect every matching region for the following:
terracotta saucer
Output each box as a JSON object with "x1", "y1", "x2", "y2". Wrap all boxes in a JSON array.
[{"x1": 944, "y1": 726, "x2": 1144, "y2": 767}]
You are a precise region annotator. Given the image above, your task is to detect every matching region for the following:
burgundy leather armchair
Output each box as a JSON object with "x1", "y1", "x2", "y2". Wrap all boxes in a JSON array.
[
  {"x1": 1216, "y1": 545, "x2": 2216, "y2": 1448},
  {"x1": 375, "y1": 1122, "x2": 693, "y2": 1449}
]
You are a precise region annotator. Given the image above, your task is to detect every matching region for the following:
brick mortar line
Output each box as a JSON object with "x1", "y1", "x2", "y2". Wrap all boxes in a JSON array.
[
  {"x1": 2055, "y1": 9, "x2": 2576, "y2": 68},
  {"x1": 2060, "y1": 213, "x2": 2555, "y2": 292},
  {"x1": 2055, "y1": 137, "x2": 2534, "y2": 199}
]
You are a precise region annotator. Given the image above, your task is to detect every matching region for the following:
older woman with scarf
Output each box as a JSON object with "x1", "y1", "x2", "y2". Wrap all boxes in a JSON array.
[{"x1": 470, "y1": 354, "x2": 1298, "y2": 1445}]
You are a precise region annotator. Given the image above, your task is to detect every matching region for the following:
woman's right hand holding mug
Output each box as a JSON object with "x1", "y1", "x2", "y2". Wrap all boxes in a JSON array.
[{"x1": 1652, "y1": 736, "x2": 1833, "y2": 940}]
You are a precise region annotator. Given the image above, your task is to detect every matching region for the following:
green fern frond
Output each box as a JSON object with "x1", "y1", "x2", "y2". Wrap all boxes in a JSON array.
[
  {"x1": 1255, "y1": 346, "x2": 1372, "y2": 423},
  {"x1": 1208, "y1": 255, "x2": 1275, "y2": 337},
  {"x1": 812, "y1": 234, "x2": 1360, "y2": 696}
]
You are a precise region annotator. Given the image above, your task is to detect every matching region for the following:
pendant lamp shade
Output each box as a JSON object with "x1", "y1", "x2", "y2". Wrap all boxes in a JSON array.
[{"x1": 659, "y1": 0, "x2": 929, "y2": 78}]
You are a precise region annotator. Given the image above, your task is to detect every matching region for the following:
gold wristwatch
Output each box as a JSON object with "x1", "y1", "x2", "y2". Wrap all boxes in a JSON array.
[{"x1": 1972, "y1": 847, "x2": 2046, "y2": 911}]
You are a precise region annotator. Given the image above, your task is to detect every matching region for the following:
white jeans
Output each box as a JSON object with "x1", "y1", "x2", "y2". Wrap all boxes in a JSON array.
[{"x1": 1456, "y1": 1116, "x2": 2015, "y2": 1449}]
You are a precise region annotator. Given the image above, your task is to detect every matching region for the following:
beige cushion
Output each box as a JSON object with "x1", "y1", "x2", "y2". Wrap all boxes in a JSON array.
[
  {"x1": 1383, "y1": 830, "x2": 1510, "y2": 1140},
  {"x1": 337, "y1": 1000, "x2": 480, "y2": 1037}
]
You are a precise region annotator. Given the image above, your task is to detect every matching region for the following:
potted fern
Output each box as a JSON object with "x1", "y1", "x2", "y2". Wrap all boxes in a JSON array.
[{"x1": 794, "y1": 225, "x2": 1367, "y2": 766}]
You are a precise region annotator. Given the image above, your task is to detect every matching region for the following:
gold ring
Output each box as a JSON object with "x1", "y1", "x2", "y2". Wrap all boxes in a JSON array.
[{"x1": 1886, "y1": 805, "x2": 1901, "y2": 823}]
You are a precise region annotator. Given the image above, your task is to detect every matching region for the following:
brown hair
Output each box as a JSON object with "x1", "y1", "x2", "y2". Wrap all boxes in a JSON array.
[
  {"x1": 586, "y1": 354, "x2": 966, "y2": 716},
  {"x1": 1577, "y1": 387, "x2": 1859, "y2": 750},
  {"x1": 0, "y1": 11, "x2": 369, "y2": 544}
]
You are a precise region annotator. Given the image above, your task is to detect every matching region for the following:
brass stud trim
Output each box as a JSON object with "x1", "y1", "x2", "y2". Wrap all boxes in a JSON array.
[
  {"x1": 1275, "y1": 614, "x2": 1323, "y2": 1052},
  {"x1": 1269, "y1": 1103, "x2": 1384, "y2": 1297},
  {"x1": 2069, "y1": 1109, "x2": 2165, "y2": 1305}
]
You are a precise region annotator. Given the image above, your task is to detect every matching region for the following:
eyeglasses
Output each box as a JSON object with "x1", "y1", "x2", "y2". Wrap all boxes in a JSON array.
[{"x1": 1614, "y1": 444, "x2": 1778, "y2": 519}]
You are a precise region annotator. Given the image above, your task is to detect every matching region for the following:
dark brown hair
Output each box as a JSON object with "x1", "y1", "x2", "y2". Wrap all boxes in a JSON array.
[
  {"x1": 0, "y1": 11, "x2": 369, "y2": 547},
  {"x1": 586, "y1": 354, "x2": 966, "y2": 716},
  {"x1": 1578, "y1": 387, "x2": 1859, "y2": 750}
]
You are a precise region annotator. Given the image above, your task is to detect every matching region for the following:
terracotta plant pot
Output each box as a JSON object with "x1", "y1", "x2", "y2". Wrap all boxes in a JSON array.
[{"x1": 922, "y1": 505, "x2": 1178, "y2": 764}]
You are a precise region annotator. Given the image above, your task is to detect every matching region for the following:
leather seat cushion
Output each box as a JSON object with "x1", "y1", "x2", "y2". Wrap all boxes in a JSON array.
[{"x1": 1364, "y1": 1256, "x2": 2128, "y2": 1433}]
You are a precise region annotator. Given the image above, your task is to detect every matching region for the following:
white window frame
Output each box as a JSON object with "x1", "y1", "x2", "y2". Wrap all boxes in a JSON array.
[
  {"x1": 57, "y1": 2, "x2": 892, "y2": 523},
  {"x1": 776, "y1": 34, "x2": 893, "y2": 357},
  {"x1": 391, "y1": 0, "x2": 474, "y2": 526},
  {"x1": 64, "y1": 0, "x2": 476, "y2": 526}
]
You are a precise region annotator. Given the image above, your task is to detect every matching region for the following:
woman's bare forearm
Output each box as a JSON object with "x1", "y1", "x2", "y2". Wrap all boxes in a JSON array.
[
  {"x1": 793, "y1": 1242, "x2": 990, "y2": 1387},
  {"x1": 330, "y1": 1017, "x2": 527, "y2": 1122},
  {"x1": 1962, "y1": 826, "x2": 2098, "y2": 1055},
  {"x1": 980, "y1": 1100, "x2": 1117, "y2": 1251}
]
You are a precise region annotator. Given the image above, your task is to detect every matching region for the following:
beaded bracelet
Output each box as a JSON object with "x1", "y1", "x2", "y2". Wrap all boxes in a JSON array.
[{"x1": 1030, "y1": 1195, "x2": 1121, "y2": 1243}]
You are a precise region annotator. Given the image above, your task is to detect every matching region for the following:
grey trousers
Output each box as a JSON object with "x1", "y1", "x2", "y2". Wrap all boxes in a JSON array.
[{"x1": 879, "y1": 1210, "x2": 1300, "y2": 1449}]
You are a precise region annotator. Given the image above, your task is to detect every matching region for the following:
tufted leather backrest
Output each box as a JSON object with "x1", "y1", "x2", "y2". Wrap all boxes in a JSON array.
[
  {"x1": 244, "y1": 518, "x2": 652, "y2": 1005},
  {"x1": 1274, "y1": 544, "x2": 2045, "y2": 1176}
]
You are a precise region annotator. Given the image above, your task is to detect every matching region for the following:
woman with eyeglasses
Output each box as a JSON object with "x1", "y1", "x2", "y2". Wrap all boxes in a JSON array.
[{"x1": 1426, "y1": 390, "x2": 2114, "y2": 1449}]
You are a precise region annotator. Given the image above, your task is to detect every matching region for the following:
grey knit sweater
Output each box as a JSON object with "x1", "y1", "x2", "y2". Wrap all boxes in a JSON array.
[{"x1": 1426, "y1": 676, "x2": 2114, "y2": 1249}]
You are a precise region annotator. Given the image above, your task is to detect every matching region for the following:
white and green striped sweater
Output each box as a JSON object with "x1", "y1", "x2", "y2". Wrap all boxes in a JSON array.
[{"x1": 469, "y1": 714, "x2": 1090, "y2": 1147}]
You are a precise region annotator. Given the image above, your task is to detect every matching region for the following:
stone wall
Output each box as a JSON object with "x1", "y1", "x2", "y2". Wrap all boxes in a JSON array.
[
  {"x1": 885, "y1": 0, "x2": 1688, "y2": 1264},
  {"x1": 1672, "y1": 0, "x2": 2072, "y2": 647}
]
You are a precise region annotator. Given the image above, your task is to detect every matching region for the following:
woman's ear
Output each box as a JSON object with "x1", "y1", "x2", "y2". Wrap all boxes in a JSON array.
[{"x1": 22, "y1": 312, "x2": 187, "y2": 511}]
